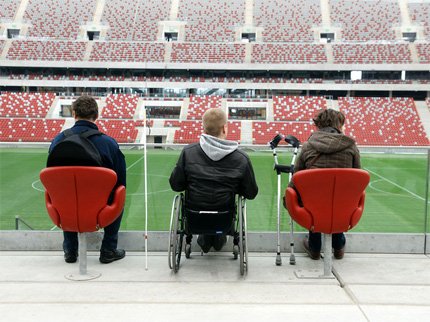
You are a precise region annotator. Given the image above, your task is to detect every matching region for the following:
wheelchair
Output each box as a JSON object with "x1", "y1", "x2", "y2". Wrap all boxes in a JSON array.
[{"x1": 168, "y1": 193, "x2": 248, "y2": 275}]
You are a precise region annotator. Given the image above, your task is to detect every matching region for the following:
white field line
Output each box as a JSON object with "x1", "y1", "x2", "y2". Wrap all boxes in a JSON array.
[{"x1": 364, "y1": 167, "x2": 426, "y2": 202}]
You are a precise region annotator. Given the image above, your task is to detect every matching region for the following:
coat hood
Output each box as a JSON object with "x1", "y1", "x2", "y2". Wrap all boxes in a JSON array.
[
  {"x1": 307, "y1": 128, "x2": 357, "y2": 154},
  {"x1": 199, "y1": 133, "x2": 238, "y2": 161}
]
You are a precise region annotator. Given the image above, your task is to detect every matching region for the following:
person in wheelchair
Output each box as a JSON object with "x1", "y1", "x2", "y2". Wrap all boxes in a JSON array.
[{"x1": 169, "y1": 108, "x2": 258, "y2": 253}]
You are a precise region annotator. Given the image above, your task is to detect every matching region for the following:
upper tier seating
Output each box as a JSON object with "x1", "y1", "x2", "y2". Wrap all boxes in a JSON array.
[
  {"x1": 273, "y1": 96, "x2": 326, "y2": 121},
  {"x1": 95, "y1": 119, "x2": 139, "y2": 143},
  {"x1": 251, "y1": 44, "x2": 327, "y2": 64},
  {"x1": 0, "y1": 40, "x2": 5, "y2": 53},
  {"x1": 178, "y1": 0, "x2": 245, "y2": 42},
  {"x1": 252, "y1": 121, "x2": 315, "y2": 145},
  {"x1": 330, "y1": 0, "x2": 400, "y2": 41},
  {"x1": 332, "y1": 44, "x2": 412, "y2": 64},
  {"x1": 338, "y1": 97, "x2": 430, "y2": 146},
  {"x1": 0, "y1": 92, "x2": 55, "y2": 118},
  {"x1": 101, "y1": 0, "x2": 170, "y2": 41},
  {"x1": 101, "y1": 94, "x2": 139, "y2": 119},
  {"x1": 90, "y1": 42, "x2": 165, "y2": 62},
  {"x1": 6, "y1": 40, "x2": 86, "y2": 61},
  {"x1": 0, "y1": 0, "x2": 20, "y2": 20},
  {"x1": 408, "y1": 2, "x2": 430, "y2": 41},
  {"x1": 187, "y1": 95, "x2": 222, "y2": 120},
  {"x1": 0, "y1": 118, "x2": 65, "y2": 142},
  {"x1": 24, "y1": 0, "x2": 97, "y2": 39},
  {"x1": 416, "y1": 44, "x2": 430, "y2": 64},
  {"x1": 254, "y1": 0, "x2": 321, "y2": 42},
  {"x1": 171, "y1": 43, "x2": 246, "y2": 64},
  {"x1": 173, "y1": 120, "x2": 241, "y2": 144}
]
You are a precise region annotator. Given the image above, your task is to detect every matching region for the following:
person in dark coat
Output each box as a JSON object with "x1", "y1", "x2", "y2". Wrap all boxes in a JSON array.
[
  {"x1": 49, "y1": 95, "x2": 127, "y2": 264},
  {"x1": 289, "y1": 108, "x2": 361, "y2": 260},
  {"x1": 169, "y1": 108, "x2": 258, "y2": 252}
]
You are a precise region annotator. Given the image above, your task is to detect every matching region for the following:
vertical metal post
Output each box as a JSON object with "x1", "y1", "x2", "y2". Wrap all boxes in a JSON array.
[
  {"x1": 323, "y1": 234, "x2": 332, "y2": 277},
  {"x1": 78, "y1": 233, "x2": 87, "y2": 275},
  {"x1": 424, "y1": 149, "x2": 429, "y2": 254}
]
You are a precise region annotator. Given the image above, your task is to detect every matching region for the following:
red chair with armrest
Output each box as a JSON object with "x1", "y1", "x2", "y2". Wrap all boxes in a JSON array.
[
  {"x1": 284, "y1": 168, "x2": 369, "y2": 278},
  {"x1": 40, "y1": 166, "x2": 126, "y2": 280}
]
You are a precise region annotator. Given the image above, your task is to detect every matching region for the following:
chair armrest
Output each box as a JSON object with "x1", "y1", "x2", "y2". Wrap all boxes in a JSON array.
[
  {"x1": 284, "y1": 187, "x2": 313, "y2": 231},
  {"x1": 98, "y1": 185, "x2": 126, "y2": 228},
  {"x1": 45, "y1": 190, "x2": 61, "y2": 228},
  {"x1": 349, "y1": 191, "x2": 366, "y2": 230}
]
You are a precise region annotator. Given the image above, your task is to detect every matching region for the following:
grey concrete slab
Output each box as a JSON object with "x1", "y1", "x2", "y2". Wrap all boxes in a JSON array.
[
  {"x1": 1, "y1": 251, "x2": 430, "y2": 322},
  {"x1": 0, "y1": 304, "x2": 368, "y2": 322},
  {"x1": 332, "y1": 254, "x2": 430, "y2": 285},
  {"x1": 348, "y1": 285, "x2": 430, "y2": 305},
  {"x1": 361, "y1": 305, "x2": 430, "y2": 322}
]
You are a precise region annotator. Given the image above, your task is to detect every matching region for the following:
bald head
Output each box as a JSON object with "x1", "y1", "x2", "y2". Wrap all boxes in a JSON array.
[{"x1": 202, "y1": 108, "x2": 227, "y2": 138}]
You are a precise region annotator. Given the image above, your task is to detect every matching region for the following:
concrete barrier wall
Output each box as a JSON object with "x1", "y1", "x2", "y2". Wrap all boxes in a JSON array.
[{"x1": 1, "y1": 231, "x2": 428, "y2": 254}]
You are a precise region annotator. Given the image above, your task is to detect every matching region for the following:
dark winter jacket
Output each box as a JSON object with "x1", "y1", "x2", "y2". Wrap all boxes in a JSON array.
[{"x1": 169, "y1": 134, "x2": 258, "y2": 210}]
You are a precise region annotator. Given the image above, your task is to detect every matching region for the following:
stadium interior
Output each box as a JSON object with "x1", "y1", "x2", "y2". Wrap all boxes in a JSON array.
[{"x1": 1, "y1": 0, "x2": 430, "y2": 321}]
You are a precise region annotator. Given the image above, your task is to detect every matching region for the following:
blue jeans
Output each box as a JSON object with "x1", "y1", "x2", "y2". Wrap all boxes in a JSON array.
[
  {"x1": 308, "y1": 231, "x2": 345, "y2": 252},
  {"x1": 63, "y1": 212, "x2": 123, "y2": 252}
]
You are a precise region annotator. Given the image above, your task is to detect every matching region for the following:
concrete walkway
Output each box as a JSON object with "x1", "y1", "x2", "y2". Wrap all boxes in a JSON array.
[{"x1": 1, "y1": 251, "x2": 429, "y2": 322}]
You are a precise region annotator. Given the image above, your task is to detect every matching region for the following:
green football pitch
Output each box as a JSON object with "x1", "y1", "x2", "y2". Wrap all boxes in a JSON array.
[{"x1": 0, "y1": 148, "x2": 428, "y2": 233}]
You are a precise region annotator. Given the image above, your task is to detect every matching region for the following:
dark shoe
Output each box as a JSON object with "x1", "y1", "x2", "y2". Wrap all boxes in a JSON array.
[
  {"x1": 64, "y1": 251, "x2": 78, "y2": 263},
  {"x1": 99, "y1": 249, "x2": 126, "y2": 264},
  {"x1": 197, "y1": 235, "x2": 213, "y2": 253},
  {"x1": 212, "y1": 235, "x2": 227, "y2": 251},
  {"x1": 303, "y1": 238, "x2": 321, "y2": 260},
  {"x1": 334, "y1": 246, "x2": 345, "y2": 259}
]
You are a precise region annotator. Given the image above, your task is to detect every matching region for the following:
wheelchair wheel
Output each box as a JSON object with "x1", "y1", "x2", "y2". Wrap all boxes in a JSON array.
[
  {"x1": 238, "y1": 197, "x2": 248, "y2": 275},
  {"x1": 185, "y1": 243, "x2": 191, "y2": 258},
  {"x1": 168, "y1": 194, "x2": 184, "y2": 272}
]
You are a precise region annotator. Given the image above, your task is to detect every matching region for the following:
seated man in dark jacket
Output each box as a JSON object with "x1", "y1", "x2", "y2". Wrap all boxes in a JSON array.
[
  {"x1": 49, "y1": 95, "x2": 127, "y2": 264},
  {"x1": 169, "y1": 108, "x2": 258, "y2": 252}
]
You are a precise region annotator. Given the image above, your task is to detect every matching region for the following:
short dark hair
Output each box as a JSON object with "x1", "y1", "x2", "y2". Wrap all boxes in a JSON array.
[
  {"x1": 72, "y1": 95, "x2": 98, "y2": 121},
  {"x1": 312, "y1": 108, "x2": 345, "y2": 132}
]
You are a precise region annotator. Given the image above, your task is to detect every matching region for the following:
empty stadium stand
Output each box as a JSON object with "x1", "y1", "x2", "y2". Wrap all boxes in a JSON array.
[
  {"x1": 24, "y1": 0, "x2": 97, "y2": 39},
  {"x1": 171, "y1": 43, "x2": 246, "y2": 64},
  {"x1": 90, "y1": 42, "x2": 165, "y2": 62},
  {"x1": 339, "y1": 97, "x2": 430, "y2": 146},
  {"x1": 95, "y1": 119, "x2": 139, "y2": 143},
  {"x1": 408, "y1": 1, "x2": 430, "y2": 41},
  {"x1": 6, "y1": 40, "x2": 86, "y2": 61},
  {"x1": 0, "y1": 118, "x2": 65, "y2": 142},
  {"x1": 178, "y1": 0, "x2": 245, "y2": 42},
  {"x1": 101, "y1": 0, "x2": 170, "y2": 41},
  {"x1": 0, "y1": 0, "x2": 20, "y2": 20},
  {"x1": 273, "y1": 96, "x2": 326, "y2": 121},
  {"x1": 332, "y1": 44, "x2": 413, "y2": 64},
  {"x1": 101, "y1": 94, "x2": 139, "y2": 119},
  {"x1": 254, "y1": 0, "x2": 321, "y2": 42},
  {"x1": 0, "y1": 92, "x2": 55, "y2": 118},
  {"x1": 330, "y1": 0, "x2": 400, "y2": 41},
  {"x1": 187, "y1": 95, "x2": 222, "y2": 120},
  {"x1": 251, "y1": 43, "x2": 327, "y2": 64}
]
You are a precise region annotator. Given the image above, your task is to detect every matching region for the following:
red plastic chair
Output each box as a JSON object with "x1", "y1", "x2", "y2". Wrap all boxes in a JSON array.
[
  {"x1": 284, "y1": 168, "x2": 370, "y2": 278},
  {"x1": 40, "y1": 166, "x2": 126, "y2": 280}
]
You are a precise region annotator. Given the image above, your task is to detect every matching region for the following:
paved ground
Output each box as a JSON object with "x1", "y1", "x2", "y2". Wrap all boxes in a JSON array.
[{"x1": 1, "y1": 251, "x2": 429, "y2": 322}]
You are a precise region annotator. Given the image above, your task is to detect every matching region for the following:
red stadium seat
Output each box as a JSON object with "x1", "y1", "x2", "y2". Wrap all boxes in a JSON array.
[
  {"x1": 40, "y1": 166, "x2": 126, "y2": 280},
  {"x1": 284, "y1": 168, "x2": 370, "y2": 278}
]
